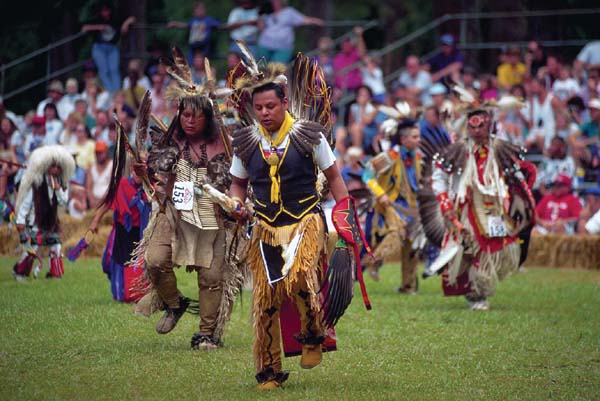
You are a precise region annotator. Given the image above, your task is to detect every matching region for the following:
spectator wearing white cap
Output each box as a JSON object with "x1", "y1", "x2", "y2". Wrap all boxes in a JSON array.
[
  {"x1": 57, "y1": 77, "x2": 82, "y2": 121},
  {"x1": 36, "y1": 80, "x2": 64, "y2": 117}
]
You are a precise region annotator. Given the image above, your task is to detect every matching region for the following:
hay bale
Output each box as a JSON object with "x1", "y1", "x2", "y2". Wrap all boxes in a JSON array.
[
  {"x1": 524, "y1": 234, "x2": 600, "y2": 270},
  {"x1": 0, "y1": 211, "x2": 113, "y2": 258}
]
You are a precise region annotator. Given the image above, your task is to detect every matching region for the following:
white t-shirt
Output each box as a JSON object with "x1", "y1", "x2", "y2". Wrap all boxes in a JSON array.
[
  {"x1": 577, "y1": 41, "x2": 600, "y2": 65},
  {"x1": 230, "y1": 132, "x2": 336, "y2": 179},
  {"x1": 552, "y1": 78, "x2": 580, "y2": 101},
  {"x1": 227, "y1": 7, "x2": 259, "y2": 43},
  {"x1": 584, "y1": 209, "x2": 600, "y2": 234}
]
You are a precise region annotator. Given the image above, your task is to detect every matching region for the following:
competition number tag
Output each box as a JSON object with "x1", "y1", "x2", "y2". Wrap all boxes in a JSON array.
[
  {"x1": 172, "y1": 181, "x2": 194, "y2": 211},
  {"x1": 488, "y1": 215, "x2": 507, "y2": 237}
]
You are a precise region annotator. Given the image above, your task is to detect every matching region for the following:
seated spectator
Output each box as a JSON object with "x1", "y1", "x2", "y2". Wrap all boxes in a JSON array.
[
  {"x1": 577, "y1": 187, "x2": 600, "y2": 234},
  {"x1": 23, "y1": 116, "x2": 47, "y2": 159},
  {"x1": 333, "y1": 26, "x2": 366, "y2": 93},
  {"x1": 122, "y1": 58, "x2": 151, "y2": 90},
  {"x1": 425, "y1": 34, "x2": 464, "y2": 83},
  {"x1": 92, "y1": 110, "x2": 111, "y2": 144},
  {"x1": 57, "y1": 78, "x2": 82, "y2": 121},
  {"x1": 122, "y1": 64, "x2": 147, "y2": 114},
  {"x1": 479, "y1": 74, "x2": 499, "y2": 101},
  {"x1": 348, "y1": 85, "x2": 379, "y2": 154},
  {"x1": 74, "y1": 98, "x2": 96, "y2": 130},
  {"x1": 59, "y1": 111, "x2": 84, "y2": 147},
  {"x1": 340, "y1": 146, "x2": 364, "y2": 184},
  {"x1": 43, "y1": 103, "x2": 64, "y2": 145},
  {"x1": 419, "y1": 105, "x2": 450, "y2": 143},
  {"x1": 361, "y1": 55, "x2": 386, "y2": 104},
  {"x1": 497, "y1": 47, "x2": 526, "y2": 93},
  {"x1": 428, "y1": 82, "x2": 448, "y2": 110},
  {"x1": 525, "y1": 40, "x2": 547, "y2": 78},
  {"x1": 571, "y1": 98, "x2": 600, "y2": 170},
  {"x1": 70, "y1": 123, "x2": 96, "y2": 170},
  {"x1": 397, "y1": 55, "x2": 432, "y2": 106},
  {"x1": 36, "y1": 80, "x2": 64, "y2": 117},
  {"x1": 552, "y1": 65, "x2": 580, "y2": 102},
  {"x1": 536, "y1": 136, "x2": 578, "y2": 194},
  {"x1": 85, "y1": 140, "x2": 112, "y2": 209},
  {"x1": 534, "y1": 173, "x2": 582, "y2": 235},
  {"x1": 81, "y1": 77, "x2": 111, "y2": 115},
  {"x1": 68, "y1": 182, "x2": 88, "y2": 219}
]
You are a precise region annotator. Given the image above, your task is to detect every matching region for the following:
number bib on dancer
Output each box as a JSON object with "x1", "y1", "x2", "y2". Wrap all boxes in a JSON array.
[
  {"x1": 487, "y1": 215, "x2": 508, "y2": 237},
  {"x1": 174, "y1": 159, "x2": 219, "y2": 230},
  {"x1": 172, "y1": 181, "x2": 194, "y2": 211}
]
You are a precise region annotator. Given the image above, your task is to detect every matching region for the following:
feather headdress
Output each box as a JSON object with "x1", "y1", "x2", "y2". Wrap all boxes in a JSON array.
[
  {"x1": 377, "y1": 101, "x2": 412, "y2": 138},
  {"x1": 15, "y1": 145, "x2": 75, "y2": 212}
]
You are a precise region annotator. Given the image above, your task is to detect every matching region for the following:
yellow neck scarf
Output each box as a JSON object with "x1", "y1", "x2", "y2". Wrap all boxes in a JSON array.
[{"x1": 258, "y1": 111, "x2": 296, "y2": 203}]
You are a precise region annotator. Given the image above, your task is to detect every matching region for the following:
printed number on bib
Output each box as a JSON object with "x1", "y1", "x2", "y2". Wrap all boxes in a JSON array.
[
  {"x1": 487, "y1": 215, "x2": 507, "y2": 237},
  {"x1": 172, "y1": 181, "x2": 194, "y2": 211}
]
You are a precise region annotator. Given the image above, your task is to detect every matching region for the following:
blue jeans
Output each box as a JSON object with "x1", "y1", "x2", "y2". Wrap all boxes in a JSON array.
[
  {"x1": 92, "y1": 42, "x2": 121, "y2": 94},
  {"x1": 256, "y1": 46, "x2": 292, "y2": 63}
]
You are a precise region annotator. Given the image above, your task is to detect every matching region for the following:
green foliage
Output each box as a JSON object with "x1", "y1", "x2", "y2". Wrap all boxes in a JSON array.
[{"x1": 1, "y1": 257, "x2": 599, "y2": 400}]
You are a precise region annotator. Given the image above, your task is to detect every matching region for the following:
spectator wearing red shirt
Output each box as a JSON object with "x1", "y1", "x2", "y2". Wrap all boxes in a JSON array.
[
  {"x1": 534, "y1": 173, "x2": 583, "y2": 234},
  {"x1": 333, "y1": 26, "x2": 366, "y2": 92}
]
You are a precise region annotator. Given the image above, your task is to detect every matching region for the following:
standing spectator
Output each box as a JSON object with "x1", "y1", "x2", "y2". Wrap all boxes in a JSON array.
[
  {"x1": 256, "y1": 0, "x2": 324, "y2": 63},
  {"x1": 348, "y1": 85, "x2": 379, "y2": 154},
  {"x1": 577, "y1": 187, "x2": 600, "y2": 234},
  {"x1": 497, "y1": 47, "x2": 526, "y2": 93},
  {"x1": 167, "y1": 2, "x2": 221, "y2": 60},
  {"x1": 81, "y1": 2, "x2": 136, "y2": 94},
  {"x1": 36, "y1": 80, "x2": 64, "y2": 117},
  {"x1": 425, "y1": 34, "x2": 464, "y2": 83},
  {"x1": 525, "y1": 40, "x2": 547, "y2": 78},
  {"x1": 534, "y1": 173, "x2": 582, "y2": 235},
  {"x1": 43, "y1": 103, "x2": 64, "y2": 146},
  {"x1": 57, "y1": 78, "x2": 81, "y2": 121},
  {"x1": 521, "y1": 77, "x2": 562, "y2": 152},
  {"x1": 333, "y1": 26, "x2": 367, "y2": 92},
  {"x1": 226, "y1": 0, "x2": 259, "y2": 54},
  {"x1": 85, "y1": 140, "x2": 112, "y2": 209},
  {"x1": 361, "y1": 55, "x2": 386, "y2": 103},
  {"x1": 552, "y1": 65, "x2": 581, "y2": 102},
  {"x1": 81, "y1": 77, "x2": 111, "y2": 116},
  {"x1": 397, "y1": 55, "x2": 432, "y2": 106}
]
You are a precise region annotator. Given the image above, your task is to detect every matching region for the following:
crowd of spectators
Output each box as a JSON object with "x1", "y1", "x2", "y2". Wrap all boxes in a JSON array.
[{"x1": 1, "y1": 1, "x2": 599, "y2": 234}]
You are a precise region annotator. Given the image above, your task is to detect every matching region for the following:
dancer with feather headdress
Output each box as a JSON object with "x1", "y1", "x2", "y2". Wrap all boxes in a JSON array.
[
  {"x1": 13, "y1": 145, "x2": 75, "y2": 281},
  {"x1": 227, "y1": 41, "x2": 370, "y2": 390},
  {"x1": 360, "y1": 102, "x2": 424, "y2": 294},
  {"x1": 106, "y1": 47, "x2": 243, "y2": 351},
  {"x1": 418, "y1": 84, "x2": 536, "y2": 310}
]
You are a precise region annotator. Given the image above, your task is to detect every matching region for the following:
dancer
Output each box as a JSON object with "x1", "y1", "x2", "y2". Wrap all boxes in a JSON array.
[
  {"x1": 89, "y1": 170, "x2": 151, "y2": 302},
  {"x1": 361, "y1": 109, "x2": 422, "y2": 294},
  {"x1": 228, "y1": 45, "x2": 357, "y2": 389},
  {"x1": 13, "y1": 145, "x2": 75, "y2": 281},
  {"x1": 111, "y1": 49, "x2": 241, "y2": 350},
  {"x1": 419, "y1": 89, "x2": 536, "y2": 310}
]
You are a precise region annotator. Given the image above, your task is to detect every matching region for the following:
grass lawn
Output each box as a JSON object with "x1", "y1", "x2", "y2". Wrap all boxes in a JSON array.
[{"x1": 0, "y1": 256, "x2": 599, "y2": 401}]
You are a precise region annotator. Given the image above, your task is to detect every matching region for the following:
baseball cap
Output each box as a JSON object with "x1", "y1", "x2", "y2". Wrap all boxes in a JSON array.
[
  {"x1": 554, "y1": 173, "x2": 572, "y2": 188},
  {"x1": 440, "y1": 34, "x2": 455, "y2": 46},
  {"x1": 429, "y1": 82, "x2": 447, "y2": 96},
  {"x1": 588, "y1": 98, "x2": 600, "y2": 110},
  {"x1": 95, "y1": 140, "x2": 108, "y2": 152},
  {"x1": 582, "y1": 187, "x2": 600, "y2": 197},
  {"x1": 32, "y1": 116, "x2": 46, "y2": 125},
  {"x1": 48, "y1": 80, "x2": 64, "y2": 94}
]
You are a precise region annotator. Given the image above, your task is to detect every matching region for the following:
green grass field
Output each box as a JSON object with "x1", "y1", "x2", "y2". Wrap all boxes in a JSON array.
[{"x1": 0, "y1": 256, "x2": 599, "y2": 401}]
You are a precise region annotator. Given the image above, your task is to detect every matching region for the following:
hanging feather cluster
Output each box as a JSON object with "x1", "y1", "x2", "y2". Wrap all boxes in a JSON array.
[
  {"x1": 99, "y1": 113, "x2": 128, "y2": 208},
  {"x1": 321, "y1": 241, "x2": 354, "y2": 327}
]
